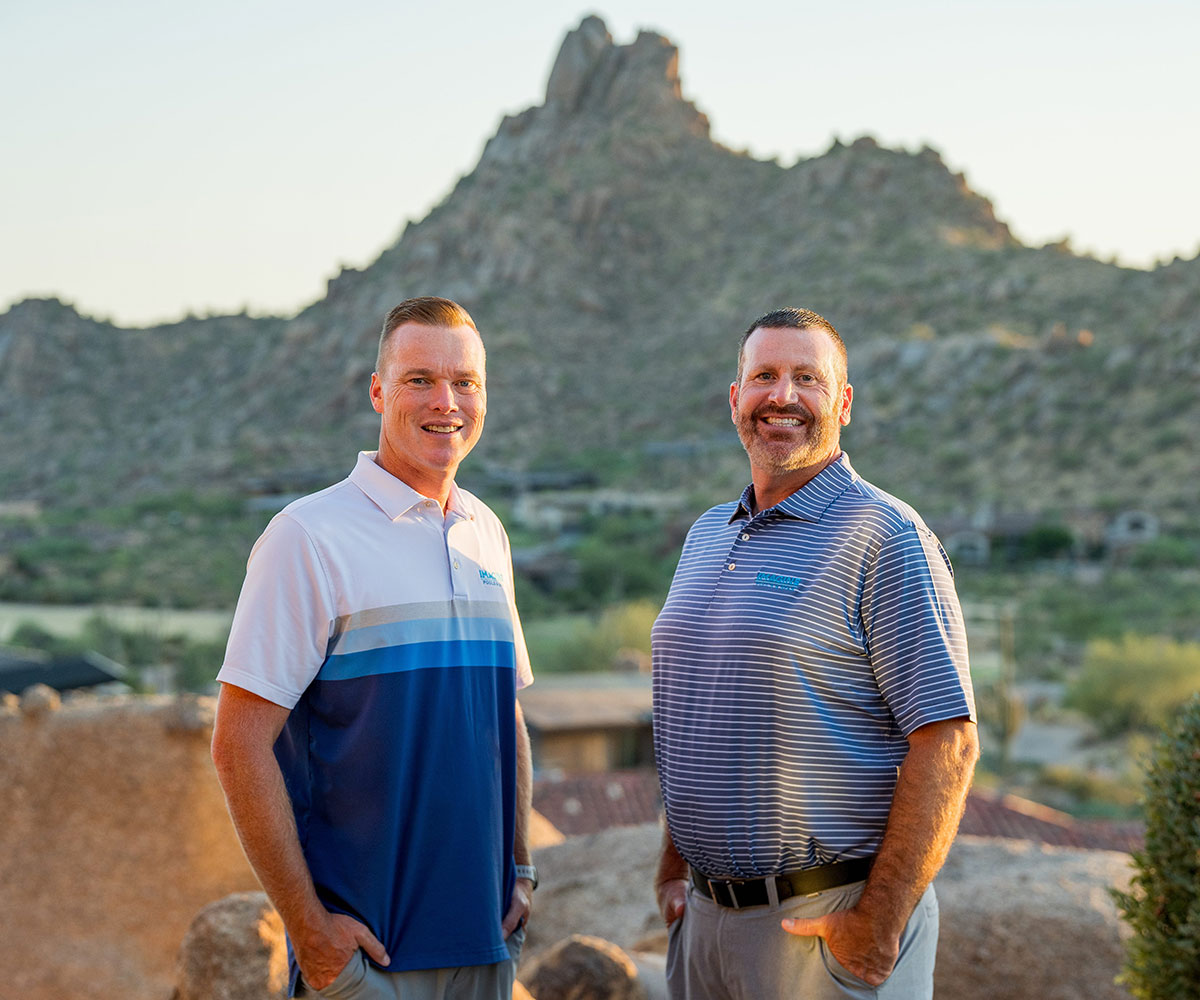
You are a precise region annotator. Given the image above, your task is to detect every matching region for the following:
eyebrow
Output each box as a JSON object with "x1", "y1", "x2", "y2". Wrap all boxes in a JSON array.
[{"x1": 399, "y1": 367, "x2": 483, "y2": 379}]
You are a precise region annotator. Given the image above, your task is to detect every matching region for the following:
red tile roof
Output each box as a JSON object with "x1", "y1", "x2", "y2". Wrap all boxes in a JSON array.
[
  {"x1": 960, "y1": 789, "x2": 1143, "y2": 853},
  {"x1": 533, "y1": 770, "x2": 1144, "y2": 853}
]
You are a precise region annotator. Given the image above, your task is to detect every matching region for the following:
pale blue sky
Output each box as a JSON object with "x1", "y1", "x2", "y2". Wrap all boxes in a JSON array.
[{"x1": 3, "y1": 0, "x2": 1197, "y2": 326}]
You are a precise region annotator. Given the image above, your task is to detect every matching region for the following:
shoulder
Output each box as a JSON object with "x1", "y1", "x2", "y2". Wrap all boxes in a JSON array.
[
  {"x1": 689, "y1": 501, "x2": 740, "y2": 533},
  {"x1": 275, "y1": 478, "x2": 371, "y2": 534},
  {"x1": 835, "y1": 472, "x2": 934, "y2": 542}
]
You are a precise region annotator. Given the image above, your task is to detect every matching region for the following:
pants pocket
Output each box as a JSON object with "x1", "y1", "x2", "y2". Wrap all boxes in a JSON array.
[{"x1": 312, "y1": 951, "x2": 370, "y2": 999}]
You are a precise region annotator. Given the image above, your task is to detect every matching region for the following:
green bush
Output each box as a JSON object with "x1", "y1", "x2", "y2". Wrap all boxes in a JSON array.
[
  {"x1": 1130, "y1": 536, "x2": 1198, "y2": 570},
  {"x1": 1113, "y1": 694, "x2": 1200, "y2": 998},
  {"x1": 1065, "y1": 634, "x2": 1200, "y2": 737},
  {"x1": 1020, "y1": 523, "x2": 1075, "y2": 561},
  {"x1": 524, "y1": 600, "x2": 660, "y2": 673}
]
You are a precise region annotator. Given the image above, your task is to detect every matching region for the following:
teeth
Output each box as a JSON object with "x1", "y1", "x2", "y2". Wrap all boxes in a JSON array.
[
  {"x1": 764, "y1": 417, "x2": 802, "y2": 426},
  {"x1": 425, "y1": 425, "x2": 460, "y2": 433}
]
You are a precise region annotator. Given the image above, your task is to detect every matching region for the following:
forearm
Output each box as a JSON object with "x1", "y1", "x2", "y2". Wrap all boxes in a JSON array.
[
  {"x1": 211, "y1": 687, "x2": 326, "y2": 937},
  {"x1": 513, "y1": 701, "x2": 532, "y2": 866},
  {"x1": 857, "y1": 718, "x2": 979, "y2": 934},
  {"x1": 217, "y1": 748, "x2": 327, "y2": 931},
  {"x1": 655, "y1": 820, "x2": 690, "y2": 925},
  {"x1": 656, "y1": 822, "x2": 689, "y2": 887}
]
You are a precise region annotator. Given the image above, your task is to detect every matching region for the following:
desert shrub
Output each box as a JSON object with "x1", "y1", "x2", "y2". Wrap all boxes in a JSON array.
[
  {"x1": 525, "y1": 600, "x2": 660, "y2": 673},
  {"x1": 1113, "y1": 694, "x2": 1200, "y2": 998},
  {"x1": 1065, "y1": 634, "x2": 1200, "y2": 737}
]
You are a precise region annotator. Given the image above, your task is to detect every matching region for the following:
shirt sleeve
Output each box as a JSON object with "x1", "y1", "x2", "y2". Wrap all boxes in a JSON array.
[
  {"x1": 861, "y1": 522, "x2": 976, "y2": 735},
  {"x1": 217, "y1": 512, "x2": 336, "y2": 708}
]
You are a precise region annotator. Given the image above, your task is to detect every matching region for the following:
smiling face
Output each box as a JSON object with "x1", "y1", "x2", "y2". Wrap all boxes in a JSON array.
[
  {"x1": 369, "y1": 321, "x2": 487, "y2": 506},
  {"x1": 730, "y1": 325, "x2": 853, "y2": 508}
]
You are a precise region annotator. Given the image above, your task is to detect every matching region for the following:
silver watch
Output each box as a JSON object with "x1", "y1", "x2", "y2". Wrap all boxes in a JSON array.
[{"x1": 515, "y1": 864, "x2": 538, "y2": 890}]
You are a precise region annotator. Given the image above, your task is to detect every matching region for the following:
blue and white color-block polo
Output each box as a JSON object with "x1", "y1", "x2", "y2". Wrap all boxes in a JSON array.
[
  {"x1": 219, "y1": 451, "x2": 532, "y2": 977},
  {"x1": 652, "y1": 454, "x2": 974, "y2": 879}
]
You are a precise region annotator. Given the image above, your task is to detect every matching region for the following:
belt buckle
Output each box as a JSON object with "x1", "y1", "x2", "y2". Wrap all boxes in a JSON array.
[{"x1": 707, "y1": 877, "x2": 741, "y2": 909}]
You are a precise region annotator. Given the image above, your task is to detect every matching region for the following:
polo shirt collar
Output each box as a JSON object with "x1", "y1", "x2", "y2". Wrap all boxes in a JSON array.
[
  {"x1": 730, "y1": 453, "x2": 857, "y2": 524},
  {"x1": 349, "y1": 451, "x2": 468, "y2": 521}
]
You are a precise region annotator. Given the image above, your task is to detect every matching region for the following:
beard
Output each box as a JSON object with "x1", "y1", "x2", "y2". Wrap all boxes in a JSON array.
[{"x1": 734, "y1": 400, "x2": 841, "y2": 474}]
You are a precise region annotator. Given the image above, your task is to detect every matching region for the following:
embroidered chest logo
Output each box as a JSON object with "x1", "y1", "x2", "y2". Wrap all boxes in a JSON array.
[
  {"x1": 755, "y1": 570, "x2": 801, "y2": 592},
  {"x1": 478, "y1": 569, "x2": 504, "y2": 587}
]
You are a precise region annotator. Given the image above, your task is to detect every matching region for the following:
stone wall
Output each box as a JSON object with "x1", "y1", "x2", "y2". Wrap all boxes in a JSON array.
[{"x1": 0, "y1": 691, "x2": 258, "y2": 1000}]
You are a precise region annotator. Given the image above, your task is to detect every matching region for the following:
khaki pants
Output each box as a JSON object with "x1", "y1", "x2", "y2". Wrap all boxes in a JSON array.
[
  {"x1": 666, "y1": 881, "x2": 938, "y2": 1000},
  {"x1": 297, "y1": 926, "x2": 524, "y2": 1000}
]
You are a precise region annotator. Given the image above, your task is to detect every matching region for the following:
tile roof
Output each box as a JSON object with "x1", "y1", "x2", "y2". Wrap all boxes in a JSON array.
[
  {"x1": 532, "y1": 769, "x2": 662, "y2": 837},
  {"x1": 519, "y1": 672, "x2": 652, "y2": 731},
  {"x1": 960, "y1": 788, "x2": 1144, "y2": 853},
  {"x1": 532, "y1": 769, "x2": 1144, "y2": 853}
]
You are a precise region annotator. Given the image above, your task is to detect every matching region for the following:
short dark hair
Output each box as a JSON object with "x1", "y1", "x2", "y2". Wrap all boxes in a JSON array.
[
  {"x1": 376, "y1": 296, "x2": 479, "y2": 373},
  {"x1": 736, "y1": 308, "x2": 848, "y2": 383}
]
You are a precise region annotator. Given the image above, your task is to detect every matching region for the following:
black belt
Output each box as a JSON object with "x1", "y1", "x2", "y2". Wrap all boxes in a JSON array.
[{"x1": 690, "y1": 856, "x2": 875, "y2": 909}]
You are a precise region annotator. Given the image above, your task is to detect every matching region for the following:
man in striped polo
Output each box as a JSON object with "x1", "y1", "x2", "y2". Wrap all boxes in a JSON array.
[
  {"x1": 652, "y1": 307, "x2": 978, "y2": 999},
  {"x1": 212, "y1": 297, "x2": 536, "y2": 1000}
]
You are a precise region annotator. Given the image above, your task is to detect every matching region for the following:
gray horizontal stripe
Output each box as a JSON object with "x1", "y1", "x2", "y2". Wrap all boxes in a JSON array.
[{"x1": 333, "y1": 598, "x2": 512, "y2": 638}]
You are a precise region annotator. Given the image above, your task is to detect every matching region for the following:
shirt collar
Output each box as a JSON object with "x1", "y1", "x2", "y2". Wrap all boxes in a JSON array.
[
  {"x1": 729, "y1": 453, "x2": 857, "y2": 524},
  {"x1": 349, "y1": 451, "x2": 470, "y2": 522}
]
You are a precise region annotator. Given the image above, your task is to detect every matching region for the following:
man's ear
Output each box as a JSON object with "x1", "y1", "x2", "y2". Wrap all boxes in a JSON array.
[
  {"x1": 369, "y1": 372, "x2": 384, "y2": 414},
  {"x1": 839, "y1": 383, "x2": 853, "y2": 426},
  {"x1": 729, "y1": 381, "x2": 739, "y2": 424}
]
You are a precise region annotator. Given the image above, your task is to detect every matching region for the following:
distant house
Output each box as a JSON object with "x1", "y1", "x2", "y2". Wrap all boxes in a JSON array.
[
  {"x1": 518, "y1": 672, "x2": 654, "y2": 775},
  {"x1": 1106, "y1": 509, "x2": 1159, "y2": 548},
  {"x1": 0, "y1": 647, "x2": 128, "y2": 696}
]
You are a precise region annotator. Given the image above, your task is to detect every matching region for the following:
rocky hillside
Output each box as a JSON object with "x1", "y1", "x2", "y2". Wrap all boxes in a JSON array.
[{"x1": 2, "y1": 15, "x2": 1197, "y2": 524}]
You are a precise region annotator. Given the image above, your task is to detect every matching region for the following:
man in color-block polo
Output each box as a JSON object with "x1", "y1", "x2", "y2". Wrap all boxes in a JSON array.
[
  {"x1": 652, "y1": 307, "x2": 978, "y2": 1000},
  {"x1": 212, "y1": 297, "x2": 536, "y2": 1000}
]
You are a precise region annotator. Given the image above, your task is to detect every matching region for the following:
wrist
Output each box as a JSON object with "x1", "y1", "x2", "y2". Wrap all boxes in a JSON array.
[{"x1": 514, "y1": 863, "x2": 538, "y2": 890}]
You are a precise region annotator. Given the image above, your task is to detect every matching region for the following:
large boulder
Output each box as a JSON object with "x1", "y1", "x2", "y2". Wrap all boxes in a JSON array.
[
  {"x1": 934, "y1": 836, "x2": 1134, "y2": 999},
  {"x1": 522, "y1": 934, "x2": 647, "y2": 1000},
  {"x1": 172, "y1": 892, "x2": 287, "y2": 1000}
]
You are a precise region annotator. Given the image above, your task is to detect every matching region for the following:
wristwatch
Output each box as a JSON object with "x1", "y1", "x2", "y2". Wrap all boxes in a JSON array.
[{"x1": 515, "y1": 864, "x2": 538, "y2": 890}]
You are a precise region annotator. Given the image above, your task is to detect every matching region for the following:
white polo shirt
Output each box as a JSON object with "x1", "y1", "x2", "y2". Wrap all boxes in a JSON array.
[{"x1": 220, "y1": 451, "x2": 532, "y2": 977}]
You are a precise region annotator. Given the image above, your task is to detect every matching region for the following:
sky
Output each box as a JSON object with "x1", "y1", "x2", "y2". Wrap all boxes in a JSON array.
[{"x1": 3, "y1": 0, "x2": 1197, "y2": 327}]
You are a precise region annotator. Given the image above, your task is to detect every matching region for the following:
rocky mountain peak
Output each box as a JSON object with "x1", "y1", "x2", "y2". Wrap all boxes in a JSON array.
[
  {"x1": 544, "y1": 15, "x2": 703, "y2": 126},
  {"x1": 481, "y1": 16, "x2": 709, "y2": 166}
]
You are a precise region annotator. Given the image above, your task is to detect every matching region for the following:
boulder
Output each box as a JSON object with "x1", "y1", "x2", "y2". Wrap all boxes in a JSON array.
[
  {"x1": 20, "y1": 682, "x2": 60, "y2": 717},
  {"x1": 171, "y1": 892, "x2": 287, "y2": 1000},
  {"x1": 522, "y1": 934, "x2": 647, "y2": 1000}
]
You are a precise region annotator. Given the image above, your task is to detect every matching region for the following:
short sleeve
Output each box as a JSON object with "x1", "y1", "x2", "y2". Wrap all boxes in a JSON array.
[
  {"x1": 861, "y1": 523, "x2": 976, "y2": 734},
  {"x1": 217, "y1": 513, "x2": 336, "y2": 708}
]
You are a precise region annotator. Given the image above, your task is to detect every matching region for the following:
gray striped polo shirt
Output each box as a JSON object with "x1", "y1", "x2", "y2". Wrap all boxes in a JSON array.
[{"x1": 651, "y1": 454, "x2": 975, "y2": 879}]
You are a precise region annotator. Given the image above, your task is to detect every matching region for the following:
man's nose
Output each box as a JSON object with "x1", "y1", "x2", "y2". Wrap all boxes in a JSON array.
[
  {"x1": 768, "y1": 379, "x2": 799, "y2": 405},
  {"x1": 430, "y1": 381, "x2": 459, "y2": 411}
]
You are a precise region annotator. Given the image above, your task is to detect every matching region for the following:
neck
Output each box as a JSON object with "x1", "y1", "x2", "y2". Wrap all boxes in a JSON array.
[
  {"x1": 373, "y1": 453, "x2": 456, "y2": 513},
  {"x1": 749, "y1": 450, "x2": 841, "y2": 514}
]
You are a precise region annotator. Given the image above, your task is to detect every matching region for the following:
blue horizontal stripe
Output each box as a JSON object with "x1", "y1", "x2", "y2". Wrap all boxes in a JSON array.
[{"x1": 319, "y1": 639, "x2": 516, "y2": 681}]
